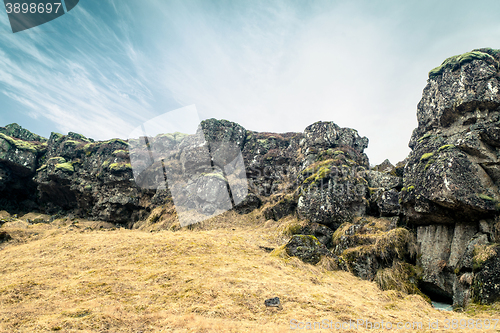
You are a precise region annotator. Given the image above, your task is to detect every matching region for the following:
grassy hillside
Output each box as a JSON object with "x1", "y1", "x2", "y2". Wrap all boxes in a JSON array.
[{"x1": 0, "y1": 210, "x2": 498, "y2": 332}]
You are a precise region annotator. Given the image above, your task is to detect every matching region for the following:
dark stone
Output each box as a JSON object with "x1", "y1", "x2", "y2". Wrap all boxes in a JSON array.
[
  {"x1": 263, "y1": 196, "x2": 296, "y2": 221},
  {"x1": 300, "y1": 222, "x2": 334, "y2": 248},
  {"x1": 285, "y1": 234, "x2": 333, "y2": 265},
  {"x1": 0, "y1": 230, "x2": 12, "y2": 242},
  {"x1": 234, "y1": 193, "x2": 262, "y2": 214},
  {"x1": 472, "y1": 245, "x2": 500, "y2": 304},
  {"x1": 264, "y1": 297, "x2": 281, "y2": 307}
]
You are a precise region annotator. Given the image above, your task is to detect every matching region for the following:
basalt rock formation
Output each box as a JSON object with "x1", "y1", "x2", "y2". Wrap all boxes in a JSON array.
[
  {"x1": 0, "y1": 119, "x2": 376, "y2": 226},
  {"x1": 2, "y1": 48, "x2": 500, "y2": 309},
  {"x1": 401, "y1": 48, "x2": 500, "y2": 307}
]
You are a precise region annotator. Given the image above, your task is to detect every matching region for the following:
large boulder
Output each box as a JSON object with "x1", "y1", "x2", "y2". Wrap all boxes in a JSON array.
[
  {"x1": 297, "y1": 122, "x2": 370, "y2": 229},
  {"x1": 402, "y1": 48, "x2": 500, "y2": 306},
  {"x1": 285, "y1": 234, "x2": 333, "y2": 265},
  {"x1": 332, "y1": 217, "x2": 417, "y2": 281},
  {"x1": 366, "y1": 166, "x2": 403, "y2": 217},
  {"x1": 35, "y1": 132, "x2": 152, "y2": 223},
  {"x1": 242, "y1": 130, "x2": 303, "y2": 197},
  {"x1": 472, "y1": 244, "x2": 500, "y2": 304},
  {"x1": 0, "y1": 125, "x2": 47, "y2": 208},
  {"x1": 402, "y1": 48, "x2": 500, "y2": 225}
]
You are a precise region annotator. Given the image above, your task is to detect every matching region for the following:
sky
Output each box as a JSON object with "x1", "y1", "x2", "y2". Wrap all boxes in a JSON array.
[{"x1": 1, "y1": 1, "x2": 500, "y2": 165}]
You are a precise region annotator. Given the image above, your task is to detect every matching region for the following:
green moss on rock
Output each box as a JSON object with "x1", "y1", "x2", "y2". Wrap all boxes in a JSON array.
[
  {"x1": 472, "y1": 244, "x2": 498, "y2": 271},
  {"x1": 438, "y1": 144, "x2": 455, "y2": 152},
  {"x1": 424, "y1": 159, "x2": 435, "y2": 171},
  {"x1": 36, "y1": 164, "x2": 47, "y2": 172},
  {"x1": 477, "y1": 193, "x2": 495, "y2": 201},
  {"x1": 0, "y1": 133, "x2": 47, "y2": 153},
  {"x1": 420, "y1": 153, "x2": 434, "y2": 161},
  {"x1": 48, "y1": 157, "x2": 66, "y2": 164},
  {"x1": 429, "y1": 51, "x2": 496, "y2": 78},
  {"x1": 63, "y1": 140, "x2": 80, "y2": 146},
  {"x1": 103, "y1": 138, "x2": 129, "y2": 146},
  {"x1": 112, "y1": 150, "x2": 128, "y2": 156},
  {"x1": 109, "y1": 162, "x2": 132, "y2": 172},
  {"x1": 55, "y1": 162, "x2": 74, "y2": 173},
  {"x1": 417, "y1": 133, "x2": 432, "y2": 143}
]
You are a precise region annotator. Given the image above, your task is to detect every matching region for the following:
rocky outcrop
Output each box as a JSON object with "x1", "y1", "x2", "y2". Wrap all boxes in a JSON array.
[
  {"x1": 35, "y1": 132, "x2": 152, "y2": 224},
  {"x1": 4, "y1": 49, "x2": 500, "y2": 308},
  {"x1": 472, "y1": 244, "x2": 500, "y2": 304},
  {"x1": 402, "y1": 48, "x2": 500, "y2": 307},
  {"x1": 297, "y1": 122, "x2": 370, "y2": 230},
  {"x1": 332, "y1": 217, "x2": 417, "y2": 281},
  {"x1": 0, "y1": 125, "x2": 47, "y2": 210},
  {"x1": 0, "y1": 119, "x2": 370, "y2": 226},
  {"x1": 285, "y1": 234, "x2": 333, "y2": 264},
  {"x1": 402, "y1": 48, "x2": 500, "y2": 225},
  {"x1": 366, "y1": 161, "x2": 403, "y2": 217}
]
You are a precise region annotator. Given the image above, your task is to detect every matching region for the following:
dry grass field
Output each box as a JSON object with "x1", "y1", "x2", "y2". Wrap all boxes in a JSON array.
[{"x1": 0, "y1": 209, "x2": 499, "y2": 332}]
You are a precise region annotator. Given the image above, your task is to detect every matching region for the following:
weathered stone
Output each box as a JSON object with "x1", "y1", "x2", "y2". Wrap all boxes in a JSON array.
[
  {"x1": 416, "y1": 224, "x2": 455, "y2": 299},
  {"x1": 234, "y1": 193, "x2": 262, "y2": 214},
  {"x1": 402, "y1": 49, "x2": 500, "y2": 225},
  {"x1": 0, "y1": 123, "x2": 46, "y2": 142},
  {"x1": 453, "y1": 272, "x2": 474, "y2": 308},
  {"x1": 369, "y1": 188, "x2": 400, "y2": 217},
  {"x1": 285, "y1": 234, "x2": 332, "y2": 264},
  {"x1": 373, "y1": 159, "x2": 394, "y2": 173},
  {"x1": 263, "y1": 195, "x2": 296, "y2": 221},
  {"x1": 402, "y1": 49, "x2": 500, "y2": 305},
  {"x1": 300, "y1": 222, "x2": 334, "y2": 248},
  {"x1": 448, "y1": 222, "x2": 479, "y2": 267},
  {"x1": 367, "y1": 170, "x2": 402, "y2": 189},
  {"x1": 457, "y1": 233, "x2": 489, "y2": 271},
  {"x1": 472, "y1": 245, "x2": 500, "y2": 304}
]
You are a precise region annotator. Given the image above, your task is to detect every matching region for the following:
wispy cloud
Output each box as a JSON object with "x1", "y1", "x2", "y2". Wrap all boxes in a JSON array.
[
  {"x1": 1, "y1": 0, "x2": 500, "y2": 164},
  {"x1": 0, "y1": 1, "x2": 155, "y2": 140}
]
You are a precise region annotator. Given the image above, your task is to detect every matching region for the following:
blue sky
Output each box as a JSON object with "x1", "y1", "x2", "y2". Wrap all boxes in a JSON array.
[{"x1": 1, "y1": 0, "x2": 500, "y2": 164}]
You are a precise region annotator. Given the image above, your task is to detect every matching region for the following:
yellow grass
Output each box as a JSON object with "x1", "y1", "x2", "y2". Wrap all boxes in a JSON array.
[{"x1": 0, "y1": 211, "x2": 498, "y2": 332}]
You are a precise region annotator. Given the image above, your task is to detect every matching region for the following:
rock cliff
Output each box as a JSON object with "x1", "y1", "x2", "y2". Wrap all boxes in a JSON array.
[
  {"x1": 2, "y1": 48, "x2": 500, "y2": 309},
  {"x1": 401, "y1": 48, "x2": 500, "y2": 307}
]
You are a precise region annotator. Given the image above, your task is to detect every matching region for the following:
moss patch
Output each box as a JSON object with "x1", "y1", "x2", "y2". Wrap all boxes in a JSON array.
[
  {"x1": 375, "y1": 262, "x2": 427, "y2": 300},
  {"x1": 477, "y1": 193, "x2": 495, "y2": 201},
  {"x1": 48, "y1": 157, "x2": 66, "y2": 164},
  {"x1": 438, "y1": 144, "x2": 455, "y2": 152},
  {"x1": 112, "y1": 150, "x2": 128, "y2": 156},
  {"x1": 420, "y1": 153, "x2": 434, "y2": 161},
  {"x1": 302, "y1": 159, "x2": 335, "y2": 186},
  {"x1": 429, "y1": 51, "x2": 496, "y2": 78},
  {"x1": 109, "y1": 163, "x2": 132, "y2": 173},
  {"x1": 472, "y1": 244, "x2": 498, "y2": 271},
  {"x1": 424, "y1": 159, "x2": 435, "y2": 171},
  {"x1": 63, "y1": 140, "x2": 80, "y2": 146},
  {"x1": 36, "y1": 165, "x2": 47, "y2": 172},
  {"x1": 103, "y1": 138, "x2": 129, "y2": 146},
  {"x1": 0, "y1": 133, "x2": 47, "y2": 153},
  {"x1": 55, "y1": 162, "x2": 74, "y2": 173},
  {"x1": 417, "y1": 133, "x2": 432, "y2": 143}
]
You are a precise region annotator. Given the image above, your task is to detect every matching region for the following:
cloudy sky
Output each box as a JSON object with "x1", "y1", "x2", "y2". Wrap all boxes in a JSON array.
[{"x1": 1, "y1": 0, "x2": 500, "y2": 164}]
